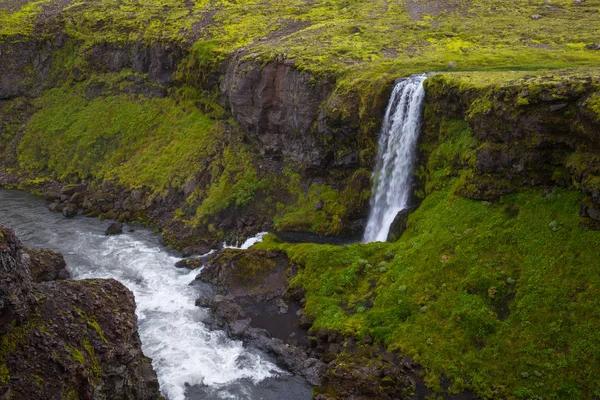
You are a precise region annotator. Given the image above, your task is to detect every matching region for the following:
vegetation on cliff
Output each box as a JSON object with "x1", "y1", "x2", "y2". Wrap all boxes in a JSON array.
[
  {"x1": 257, "y1": 120, "x2": 600, "y2": 398},
  {"x1": 1, "y1": 0, "x2": 600, "y2": 398}
]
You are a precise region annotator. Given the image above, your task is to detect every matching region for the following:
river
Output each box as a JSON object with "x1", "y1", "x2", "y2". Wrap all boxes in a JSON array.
[{"x1": 0, "y1": 188, "x2": 312, "y2": 400}]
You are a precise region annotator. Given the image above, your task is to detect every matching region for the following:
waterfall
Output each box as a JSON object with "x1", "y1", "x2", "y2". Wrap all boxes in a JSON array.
[{"x1": 363, "y1": 74, "x2": 428, "y2": 243}]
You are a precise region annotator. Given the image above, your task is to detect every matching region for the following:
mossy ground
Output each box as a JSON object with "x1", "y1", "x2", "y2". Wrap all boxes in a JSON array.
[
  {"x1": 3, "y1": 0, "x2": 600, "y2": 82},
  {"x1": 256, "y1": 120, "x2": 600, "y2": 398}
]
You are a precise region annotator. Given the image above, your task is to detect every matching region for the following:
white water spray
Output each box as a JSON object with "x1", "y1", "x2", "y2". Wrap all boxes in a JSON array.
[
  {"x1": 363, "y1": 75, "x2": 428, "y2": 243},
  {"x1": 223, "y1": 232, "x2": 268, "y2": 250}
]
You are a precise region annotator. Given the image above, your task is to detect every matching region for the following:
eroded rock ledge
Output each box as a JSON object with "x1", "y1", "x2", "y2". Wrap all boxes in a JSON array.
[{"x1": 0, "y1": 225, "x2": 160, "y2": 399}]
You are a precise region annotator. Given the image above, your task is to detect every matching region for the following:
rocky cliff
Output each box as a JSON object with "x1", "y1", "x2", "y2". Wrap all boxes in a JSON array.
[
  {"x1": 0, "y1": 225, "x2": 160, "y2": 399},
  {"x1": 422, "y1": 71, "x2": 600, "y2": 228}
]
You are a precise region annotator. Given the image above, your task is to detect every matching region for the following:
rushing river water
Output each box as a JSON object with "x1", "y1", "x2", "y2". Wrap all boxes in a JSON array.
[{"x1": 0, "y1": 188, "x2": 312, "y2": 400}]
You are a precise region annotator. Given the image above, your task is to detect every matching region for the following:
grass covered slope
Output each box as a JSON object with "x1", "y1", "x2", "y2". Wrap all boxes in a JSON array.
[
  {"x1": 261, "y1": 186, "x2": 600, "y2": 398},
  {"x1": 256, "y1": 118, "x2": 600, "y2": 398},
  {"x1": 2, "y1": 0, "x2": 600, "y2": 79}
]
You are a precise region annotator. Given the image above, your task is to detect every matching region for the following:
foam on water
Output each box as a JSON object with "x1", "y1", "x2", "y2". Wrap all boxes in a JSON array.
[
  {"x1": 223, "y1": 232, "x2": 268, "y2": 250},
  {"x1": 68, "y1": 233, "x2": 282, "y2": 399},
  {"x1": 0, "y1": 190, "x2": 289, "y2": 400}
]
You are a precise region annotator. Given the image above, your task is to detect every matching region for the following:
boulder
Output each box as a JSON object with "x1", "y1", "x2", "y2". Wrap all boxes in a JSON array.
[
  {"x1": 105, "y1": 222, "x2": 123, "y2": 235},
  {"x1": 387, "y1": 208, "x2": 414, "y2": 242},
  {"x1": 174, "y1": 257, "x2": 204, "y2": 270},
  {"x1": 62, "y1": 203, "x2": 78, "y2": 218},
  {"x1": 25, "y1": 248, "x2": 70, "y2": 282},
  {"x1": 0, "y1": 225, "x2": 160, "y2": 399}
]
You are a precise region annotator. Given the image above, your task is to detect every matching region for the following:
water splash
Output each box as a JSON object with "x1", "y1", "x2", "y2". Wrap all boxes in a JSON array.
[
  {"x1": 363, "y1": 75, "x2": 428, "y2": 243},
  {"x1": 223, "y1": 232, "x2": 268, "y2": 250}
]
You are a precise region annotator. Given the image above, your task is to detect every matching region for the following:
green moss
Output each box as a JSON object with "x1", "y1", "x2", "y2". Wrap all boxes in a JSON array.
[
  {"x1": 66, "y1": 346, "x2": 85, "y2": 365},
  {"x1": 16, "y1": 80, "x2": 219, "y2": 194},
  {"x1": 260, "y1": 183, "x2": 600, "y2": 398},
  {"x1": 274, "y1": 168, "x2": 371, "y2": 235},
  {"x1": 73, "y1": 307, "x2": 108, "y2": 344}
]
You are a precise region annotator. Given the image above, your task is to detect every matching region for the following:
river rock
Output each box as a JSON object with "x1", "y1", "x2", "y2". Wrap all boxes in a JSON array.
[
  {"x1": 62, "y1": 202, "x2": 78, "y2": 218},
  {"x1": 26, "y1": 247, "x2": 70, "y2": 282},
  {"x1": 175, "y1": 257, "x2": 204, "y2": 269},
  {"x1": 60, "y1": 183, "x2": 86, "y2": 197},
  {"x1": 105, "y1": 222, "x2": 123, "y2": 235},
  {"x1": 182, "y1": 242, "x2": 212, "y2": 257}
]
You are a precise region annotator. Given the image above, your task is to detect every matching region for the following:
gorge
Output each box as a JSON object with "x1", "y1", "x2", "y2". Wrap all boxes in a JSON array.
[{"x1": 2, "y1": 1, "x2": 600, "y2": 399}]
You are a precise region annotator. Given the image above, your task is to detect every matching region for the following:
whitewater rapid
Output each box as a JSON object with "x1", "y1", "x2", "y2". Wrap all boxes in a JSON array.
[{"x1": 0, "y1": 189, "x2": 311, "y2": 400}]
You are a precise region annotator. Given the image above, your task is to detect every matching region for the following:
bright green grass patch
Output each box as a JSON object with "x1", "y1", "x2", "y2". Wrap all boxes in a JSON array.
[
  {"x1": 259, "y1": 184, "x2": 600, "y2": 398},
  {"x1": 17, "y1": 81, "x2": 220, "y2": 193}
]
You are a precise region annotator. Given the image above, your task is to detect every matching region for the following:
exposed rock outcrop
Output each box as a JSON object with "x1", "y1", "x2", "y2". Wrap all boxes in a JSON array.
[
  {"x1": 220, "y1": 53, "x2": 369, "y2": 174},
  {"x1": 25, "y1": 247, "x2": 70, "y2": 282},
  {"x1": 196, "y1": 248, "x2": 325, "y2": 386},
  {"x1": 0, "y1": 226, "x2": 33, "y2": 331},
  {"x1": 423, "y1": 72, "x2": 600, "y2": 226},
  {"x1": 0, "y1": 225, "x2": 160, "y2": 399},
  {"x1": 195, "y1": 248, "x2": 432, "y2": 399}
]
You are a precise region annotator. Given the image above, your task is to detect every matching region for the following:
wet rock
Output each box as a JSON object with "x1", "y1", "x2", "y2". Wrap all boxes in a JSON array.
[
  {"x1": 48, "y1": 201, "x2": 64, "y2": 213},
  {"x1": 196, "y1": 249, "x2": 324, "y2": 384},
  {"x1": 62, "y1": 203, "x2": 78, "y2": 218},
  {"x1": 182, "y1": 242, "x2": 212, "y2": 257},
  {"x1": 174, "y1": 257, "x2": 204, "y2": 270},
  {"x1": 105, "y1": 222, "x2": 123, "y2": 235},
  {"x1": 387, "y1": 208, "x2": 414, "y2": 242},
  {"x1": 26, "y1": 248, "x2": 70, "y2": 282},
  {"x1": 69, "y1": 192, "x2": 84, "y2": 205}
]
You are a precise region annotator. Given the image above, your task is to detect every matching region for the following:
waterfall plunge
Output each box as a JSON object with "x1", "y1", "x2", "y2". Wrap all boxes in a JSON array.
[{"x1": 363, "y1": 75, "x2": 428, "y2": 243}]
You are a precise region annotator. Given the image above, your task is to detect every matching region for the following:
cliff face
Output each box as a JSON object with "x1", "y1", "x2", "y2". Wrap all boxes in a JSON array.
[
  {"x1": 0, "y1": 225, "x2": 160, "y2": 399},
  {"x1": 422, "y1": 71, "x2": 600, "y2": 227},
  {"x1": 0, "y1": 32, "x2": 379, "y2": 245},
  {"x1": 220, "y1": 54, "x2": 366, "y2": 173}
]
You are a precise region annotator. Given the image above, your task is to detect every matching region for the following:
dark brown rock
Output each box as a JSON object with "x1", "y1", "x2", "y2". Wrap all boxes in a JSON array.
[
  {"x1": 387, "y1": 208, "x2": 414, "y2": 242},
  {"x1": 105, "y1": 222, "x2": 123, "y2": 235},
  {"x1": 25, "y1": 247, "x2": 70, "y2": 282},
  {"x1": 62, "y1": 203, "x2": 78, "y2": 218},
  {"x1": 0, "y1": 225, "x2": 160, "y2": 398},
  {"x1": 0, "y1": 226, "x2": 33, "y2": 332}
]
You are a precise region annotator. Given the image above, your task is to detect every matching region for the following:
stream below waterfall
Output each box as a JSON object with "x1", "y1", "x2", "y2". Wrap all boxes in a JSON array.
[{"x1": 0, "y1": 188, "x2": 312, "y2": 400}]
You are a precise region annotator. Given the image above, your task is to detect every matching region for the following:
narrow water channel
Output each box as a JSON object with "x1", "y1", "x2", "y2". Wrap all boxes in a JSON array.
[{"x1": 0, "y1": 188, "x2": 312, "y2": 400}]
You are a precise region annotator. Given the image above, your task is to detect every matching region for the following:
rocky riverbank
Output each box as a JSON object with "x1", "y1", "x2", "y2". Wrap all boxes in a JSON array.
[
  {"x1": 0, "y1": 225, "x2": 160, "y2": 399},
  {"x1": 194, "y1": 247, "x2": 477, "y2": 399}
]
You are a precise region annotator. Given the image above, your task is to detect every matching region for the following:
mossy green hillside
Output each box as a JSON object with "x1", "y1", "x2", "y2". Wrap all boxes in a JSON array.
[
  {"x1": 256, "y1": 123, "x2": 600, "y2": 398},
  {"x1": 15, "y1": 80, "x2": 220, "y2": 193},
  {"x1": 259, "y1": 189, "x2": 600, "y2": 399},
  {"x1": 3, "y1": 0, "x2": 600, "y2": 82}
]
